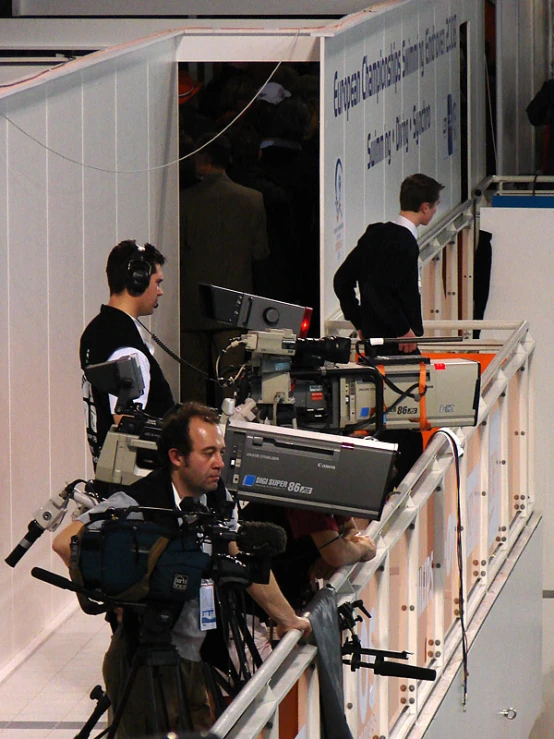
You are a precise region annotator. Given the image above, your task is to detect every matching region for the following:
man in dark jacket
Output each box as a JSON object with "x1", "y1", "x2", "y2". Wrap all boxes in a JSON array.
[
  {"x1": 80, "y1": 240, "x2": 175, "y2": 470},
  {"x1": 333, "y1": 173, "x2": 443, "y2": 354},
  {"x1": 333, "y1": 174, "x2": 443, "y2": 485},
  {"x1": 53, "y1": 402, "x2": 310, "y2": 737},
  {"x1": 179, "y1": 133, "x2": 269, "y2": 405}
]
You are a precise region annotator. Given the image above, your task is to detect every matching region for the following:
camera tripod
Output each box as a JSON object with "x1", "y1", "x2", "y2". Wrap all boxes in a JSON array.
[
  {"x1": 100, "y1": 603, "x2": 196, "y2": 739},
  {"x1": 201, "y1": 557, "x2": 266, "y2": 718},
  {"x1": 31, "y1": 567, "x2": 206, "y2": 738},
  {"x1": 32, "y1": 563, "x2": 266, "y2": 735}
]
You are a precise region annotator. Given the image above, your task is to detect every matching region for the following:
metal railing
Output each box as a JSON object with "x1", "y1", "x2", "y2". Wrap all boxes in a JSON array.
[{"x1": 212, "y1": 320, "x2": 535, "y2": 738}]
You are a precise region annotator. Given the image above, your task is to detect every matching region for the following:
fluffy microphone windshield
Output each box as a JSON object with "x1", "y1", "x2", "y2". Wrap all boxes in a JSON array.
[{"x1": 236, "y1": 521, "x2": 287, "y2": 557}]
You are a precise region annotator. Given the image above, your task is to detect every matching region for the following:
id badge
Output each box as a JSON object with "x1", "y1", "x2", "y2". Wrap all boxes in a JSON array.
[{"x1": 199, "y1": 579, "x2": 217, "y2": 631}]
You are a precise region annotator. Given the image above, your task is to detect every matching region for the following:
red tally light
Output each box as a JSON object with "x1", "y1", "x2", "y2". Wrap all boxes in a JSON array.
[{"x1": 299, "y1": 307, "x2": 312, "y2": 338}]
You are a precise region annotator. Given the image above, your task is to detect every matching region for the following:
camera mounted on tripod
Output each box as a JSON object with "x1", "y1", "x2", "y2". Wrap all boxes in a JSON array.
[{"x1": 69, "y1": 498, "x2": 287, "y2": 618}]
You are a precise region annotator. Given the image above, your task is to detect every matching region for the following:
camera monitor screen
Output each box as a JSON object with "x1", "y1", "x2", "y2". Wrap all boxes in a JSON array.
[
  {"x1": 223, "y1": 419, "x2": 397, "y2": 520},
  {"x1": 84, "y1": 355, "x2": 144, "y2": 412}
]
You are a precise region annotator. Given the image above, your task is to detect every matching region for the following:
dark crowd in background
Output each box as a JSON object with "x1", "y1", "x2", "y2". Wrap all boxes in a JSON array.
[{"x1": 178, "y1": 61, "x2": 320, "y2": 327}]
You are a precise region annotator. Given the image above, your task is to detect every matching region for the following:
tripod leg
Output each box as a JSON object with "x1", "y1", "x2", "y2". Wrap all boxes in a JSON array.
[
  {"x1": 145, "y1": 662, "x2": 162, "y2": 736},
  {"x1": 152, "y1": 659, "x2": 193, "y2": 733},
  {"x1": 224, "y1": 590, "x2": 253, "y2": 686},
  {"x1": 235, "y1": 609, "x2": 264, "y2": 670},
  {"x1": 74, "y1": 685, "x2": 110, "y2": 739},
  {"x1": 203, "y1": 662, "x2": 228, "y2": 720},
  {"x1": 105, "y1": 655, "x2": 144, "y2": 739}
]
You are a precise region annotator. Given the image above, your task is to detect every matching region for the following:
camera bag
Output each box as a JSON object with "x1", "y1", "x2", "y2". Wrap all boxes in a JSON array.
[{"x1": 70, "y1": 519, "x2": 211, "y2": 610}]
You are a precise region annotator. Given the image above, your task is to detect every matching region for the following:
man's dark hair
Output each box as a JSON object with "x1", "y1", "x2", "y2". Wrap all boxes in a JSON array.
[
  {"x1": 399, "y1": 173, "x2": 444, "y2": 212},
  {"x1": 157, "y1": 401, "x2": 220, "y2": 464},
  {"x1": 228, "y1": 126, "x2": 261, "y2": 172},
  {"x1": 106, "y1": 239, "x2": 166, "y2": 295},
  {"x1": 265, "y1": 97, "x2": 310, "y2": 143},
  {"x1": 195, "y1": 132, "x2": 232, "y2": 169}
]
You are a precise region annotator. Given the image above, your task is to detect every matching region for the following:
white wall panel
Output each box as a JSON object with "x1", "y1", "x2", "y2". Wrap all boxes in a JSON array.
[
  {"x1": 146, "y1": 42, "x2": 180, "y2": 394},
  {"x1": 114, "y1": 51, "x2": 151, "y2": 240},
  {"x1": 82, "y1": 63, "x2": 118, "y2": 344},
  {"x1": 0, "y1": 32, "x2": 180, "y2": 673},
  {"x1": 0, "y1": 111, "x2": 13, "y2": 656},
  {"x1": 496, "y1": 0, "x2": 545, "y2": 175},
  {"x1": 4, "y1": 91, "x2": 57, "y2": 647},
  {"x1": 46, "y1": 75, "x2": 89, "y2": 496}
]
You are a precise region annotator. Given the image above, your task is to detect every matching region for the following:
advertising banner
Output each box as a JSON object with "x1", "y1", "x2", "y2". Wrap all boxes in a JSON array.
[{"x1": 322, "y1": 0, "x2": 465, "y2": 324}]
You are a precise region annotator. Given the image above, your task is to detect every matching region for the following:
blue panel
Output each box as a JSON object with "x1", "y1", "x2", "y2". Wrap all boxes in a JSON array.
[{"x1": 491, "y1": 194, "x2": 554, "y2": 208}]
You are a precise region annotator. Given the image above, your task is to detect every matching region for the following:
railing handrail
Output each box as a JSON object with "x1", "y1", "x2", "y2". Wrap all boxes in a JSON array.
[{"x1": 210, "y1": 320, "x2": 535, "y2": 738}]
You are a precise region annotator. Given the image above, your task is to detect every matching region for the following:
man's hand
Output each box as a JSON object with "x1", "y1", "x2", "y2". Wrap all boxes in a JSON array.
[
  {"x1": 347, "y1": 533, "x2": 377, "y2": 562},
  {"x1": 52, "y1": 521, "x2": 84, "y2": 567},
  {"x1": 398, "y1": 328, "x2": 418, "y2": 353},
  {"x1": 276, "y1": 614, "x2": 312, "y2": 639},
  {"x1": 247, "y1": 571, "x2": 312, "y2": 640}
]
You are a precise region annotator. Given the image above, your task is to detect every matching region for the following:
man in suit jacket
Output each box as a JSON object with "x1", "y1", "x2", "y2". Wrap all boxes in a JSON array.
[
  {"x1": 333, "y1": 173, "x2": 443, "y2": 354},
  {"x1": 333, "y1": 174, "x2": 443, "y2": 486},
  {"x1": 180, "y1": 133, "x2": 269, "y2": 405}
]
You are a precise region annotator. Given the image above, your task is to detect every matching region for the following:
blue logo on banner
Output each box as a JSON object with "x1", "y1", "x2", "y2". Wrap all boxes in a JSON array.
[
  {"x1": 335, "y1": 158, "x2": 344, "y2": 223},
  {"x1": 243, "y1": 474, "x2": 257, "y2": 487}
]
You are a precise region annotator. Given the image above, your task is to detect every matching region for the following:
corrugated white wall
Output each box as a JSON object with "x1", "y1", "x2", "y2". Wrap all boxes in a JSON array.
[
  {"x1": 0, "y1": 32, "x2": 180, "y2": 672},
  {"x1": 496, "y1": 0, "x2": 550, "y2": 174}
]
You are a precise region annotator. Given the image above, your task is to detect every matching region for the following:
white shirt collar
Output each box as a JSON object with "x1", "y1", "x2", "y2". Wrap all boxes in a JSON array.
[
  {"x1": 172, "y1": 482, "x2": 182, "y2": 509},
  {"x1": 172, "y1": 482, "x2": 207, "y2": 511},
  {"x1": 394, "y1": 214, "x2": 418, "y2": 240}
]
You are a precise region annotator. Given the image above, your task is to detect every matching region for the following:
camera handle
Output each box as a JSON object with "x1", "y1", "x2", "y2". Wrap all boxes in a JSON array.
[{"x1": 5, "y1": 480, "x2": 97, "y2": 567}]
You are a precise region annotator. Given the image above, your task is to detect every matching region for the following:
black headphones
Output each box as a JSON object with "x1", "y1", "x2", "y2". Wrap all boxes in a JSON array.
[{"x1": 125, "y1": 244, "x2": 153, "y2": 296}]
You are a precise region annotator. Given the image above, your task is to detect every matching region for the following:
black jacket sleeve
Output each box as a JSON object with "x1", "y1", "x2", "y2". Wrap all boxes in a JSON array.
[
  {"x1": 333, "y1": 245, "x2": 364, "y2": 330},
  {"x1": 527, "y1": 80, "x2": 554, "y2": 126}
]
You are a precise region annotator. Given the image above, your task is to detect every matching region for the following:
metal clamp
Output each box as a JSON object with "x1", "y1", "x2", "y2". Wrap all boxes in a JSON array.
[{"x1": 500, "y1": 707, "x2": 517, "y2": 720}]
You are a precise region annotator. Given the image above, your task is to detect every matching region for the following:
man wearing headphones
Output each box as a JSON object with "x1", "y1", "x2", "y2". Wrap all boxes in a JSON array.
[{"x1": 80, "y1": 240, "x2": 175, "y2": 471}]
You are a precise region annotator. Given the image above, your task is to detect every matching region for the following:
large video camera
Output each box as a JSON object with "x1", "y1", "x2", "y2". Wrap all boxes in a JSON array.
[{"x1": 202, "y1": 284, "x2": 481, "y2": 433}]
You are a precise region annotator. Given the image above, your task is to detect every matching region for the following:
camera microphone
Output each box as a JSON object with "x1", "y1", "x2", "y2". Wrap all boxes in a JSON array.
[{"x1": 236, "y1": 521, "x2": 287, "y2": 557}]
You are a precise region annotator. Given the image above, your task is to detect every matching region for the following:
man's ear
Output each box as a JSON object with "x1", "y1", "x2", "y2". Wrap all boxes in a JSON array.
[{"x1": 168, "y1": 447, "x2": 185, "y2": 468}]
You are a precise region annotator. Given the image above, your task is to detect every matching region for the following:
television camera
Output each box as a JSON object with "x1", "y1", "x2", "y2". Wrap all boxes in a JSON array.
[
  {"x1": 72, "y1": 499, "x2": 287, "y2": 608},
  {"x1": 30, "y1": 496, "x2": 285, "y2": 735},
  {"x1": 201, "y1": 285, "x2": 481, "y2": 433},
  {"x1": 79, "y1": 352, "x2": 397, "y2": 520},
  {"x1": 77, "y1": 288, "x2": 479, "y2": 518}
]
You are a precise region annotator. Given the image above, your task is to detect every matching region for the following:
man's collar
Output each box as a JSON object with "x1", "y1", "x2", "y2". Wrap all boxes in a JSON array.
[
  {"x1": 394, "y1": 214, "x2": 418, "y2": 239},
  {"x1": 172, "y1": 482, "x2": 206, "y2": 510}
]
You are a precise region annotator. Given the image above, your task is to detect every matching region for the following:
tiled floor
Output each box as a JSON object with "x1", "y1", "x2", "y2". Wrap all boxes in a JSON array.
[{"x1": 0, "y1": 607, "x2": 111, "y2": 738}]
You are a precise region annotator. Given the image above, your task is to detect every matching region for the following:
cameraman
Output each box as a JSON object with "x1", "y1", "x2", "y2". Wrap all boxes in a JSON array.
[
  {"x1": 53, "y1": 402, "x2": 310, "y2": 736},
  {"x1": 80, "y1": 239, "x2": 175, "y2": 474}
]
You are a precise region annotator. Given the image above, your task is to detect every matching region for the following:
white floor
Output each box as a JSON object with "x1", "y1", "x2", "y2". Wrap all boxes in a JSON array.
[{"x1": 0, "y1": 607, "x2": 111, "y2": 738}]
